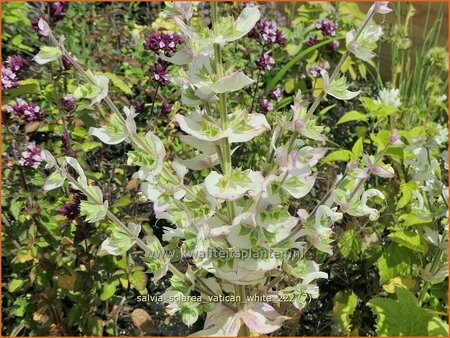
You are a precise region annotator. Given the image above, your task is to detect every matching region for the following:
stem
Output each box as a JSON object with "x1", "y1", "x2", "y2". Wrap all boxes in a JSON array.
[
  {"x1": 212, "y1": 2, "x2": 236, "y2": 222},
  {"x1": 150, "y1": 83, "x2": 160, "y2": 116},
  {"x1": 249, "y1": 70, "x2": 261, "y2": 115},
  {"x1": 418, "y1": 247, "x2": 443, "y2": 306}
]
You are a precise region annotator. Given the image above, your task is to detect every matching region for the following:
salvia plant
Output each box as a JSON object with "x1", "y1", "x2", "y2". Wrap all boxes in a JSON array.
[{"x1": 27, "y1": 1, "x2": 438, "y2": 336}]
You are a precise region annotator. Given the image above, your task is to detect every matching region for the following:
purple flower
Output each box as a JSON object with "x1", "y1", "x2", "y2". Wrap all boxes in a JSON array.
[
  {"x1": 256, "y1": 52, "x2": 275, "y2": 71},
  {"x1": 328, "y1": 40, "x2": 340, "y2": 51},
  {"x1": 9, "y1": 98, "x2": 44, "y2": 123},
  {"x1": 260, "y1": 99, "x2": 273, "y2": 112},
  {"x1": 50, "y1": 2, "x2": 69, "y2": 22},
  {"x1": 19, "y1": 142, "x2": 42, "y2": 169},
  {"x1": 6, "y1": 55, "x2": 29, "y2": 73},
  {"x1": 134, "y1": 101, "x2": 145, "y2": 114},
  {"x1": 61, "y1": 130, "x2": 71, "y2": 151},
  {"x1": 305, "y1": 35, "x2": 318, "y2": 47},
  {"x1": 62, "y1": 53, "x2": 77, "y2": 70},
  {"x1": 308, "y1": 63, "x2": 330, "y2": 78},
  {"x1": 144, "y1": 32, "x2": 183, "y2": 54},
  {"x1": 315, "y1": 19, "x2": 338, "y2": 37},
  {"x1": 248, "y1": 20, "x2": 286, "y2": 46},
  {"x1": 275, "y1": 30, "x2": 287, "y2": 46},
  {"x1": 2, "y1": 66, "x2": 19, "y2": 91},
  {"x1": 59, "y1": 195, "x2": 81, "y2": 221},
  {"x1": 151, "y1": 63, "x2": 169, "y2": 86},
  {"x1": 161, "y1": 101, "x2": 173, "y2": 114},
  {"x1": 269, "y1": 87, "x2": 283, "y2": 102},
  {"x1": 63, "y1": 95, "x2": 76, "y2": 112}
]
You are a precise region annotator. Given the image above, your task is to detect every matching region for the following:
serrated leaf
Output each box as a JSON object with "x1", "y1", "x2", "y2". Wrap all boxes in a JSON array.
[
  {"x1": 368, "y1": 287, "x2": 442, "y2": 336},
  {"x1": 388, "y1": 230, "x2": 428, "y2": 253},
  {"x1": 376, "y1": 244, "x2": 418, "y2": 284}
]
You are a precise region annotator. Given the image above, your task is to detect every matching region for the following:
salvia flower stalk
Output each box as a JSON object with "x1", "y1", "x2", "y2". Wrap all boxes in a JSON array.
[{"x1": 37, "y1": 2, "x2": 395, "y2": 336}]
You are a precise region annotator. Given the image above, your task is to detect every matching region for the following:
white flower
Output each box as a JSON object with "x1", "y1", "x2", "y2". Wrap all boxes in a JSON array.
[{"x1": 374, "y1": 88, "x2": 401, "y2": 108}]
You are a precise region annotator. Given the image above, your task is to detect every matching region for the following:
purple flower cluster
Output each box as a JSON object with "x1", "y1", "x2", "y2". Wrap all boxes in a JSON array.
[
  {"x1": 6, "y1": 55, "x2": 29, "y2": 73},
  {"x1": 152, "y1": 63, "x2": 169, "y2": 86},
  {"x1": 134, "y1": 101, "x2": 145, "y2": 114},
  {"x1": 19, "y1": 142, "x2": 43, "y2": 169},
  {"x1": 2, "y1": 66, "x2": 19, "y2": 91},
  {"x1": 328, "y1": 40, "x2": 340, "y2": 51},
  {"x1": 305, "y1": 35, "x2": 318, "y2": 47},
  {"x1": 62, "y1": 53, "x2": 77, "y2": 70},
  {"x1": 248, "y1": 20, "x2": 286, "y2": 46},
  {"x1": 268, "y1": 87, "x2": 283, "y2": 101},
  {"x1": 256, "y1": 52, "x2": 275, "y2": 71},
  {"x1": 259, "y1": 86, "x2": 283, "y2": 113},
  {"x1": 50, "y1": 2, "x2": 69, "y2": 22},
  {"x1": 63, "y1": 95, "x2": 76, "y2": 112},
  {"x1": 308, "y1": 63, "x2": 330, "y2": 78},
  {"x1": 306, "y1": 18, "x2": 339, "y2": 50},
  {"x1": 161, "y1": 101, "x2": 173, "y2": 114},
  {"x1": 2, "y1": 54, "x2": 29, "y2": 92},
  {"x1": 144, "y1": 32, "x2": 183, "y2": 54},
  {"x1": 59, "y1": 195, "x2": 81, "y2": 221},
  {"x1": 6, "y1": 98, "x2": 44, "y2": 123},
  {"x1": 260, "y1": 99, "x2": 274, "y2": 112},
  {"x1": 315, "y1": 19, "x2": 338, "y2": 36}
]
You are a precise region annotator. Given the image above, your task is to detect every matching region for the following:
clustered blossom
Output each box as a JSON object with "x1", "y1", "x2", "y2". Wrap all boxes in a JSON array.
[
  {"x1": 62, "y1": 129, "x2": 71, "y2": 151},
  {"x1": 63, "y1": 95, "x2": 76, "y2": 112},
  {"x1": 59, "y1": 195, "x2": 81, "y2": 221},
  {"x1": 6, "y1": 55, "x2": 29, "y2": 73},
  {"x1": 268, "y1": 87, "x2": 283, "y2": 101},
  {"x1": 315, "y1": 18, "x2": 338, "y2": 36},
  {"x1": 7, "y1": 98, "x2": 44, "y2": 123},
  {"x1": 248, "y1": 20, "x2": 286, "y2": 46},
  {"x1": 151, "y1": 62, "x2": 169, "y2": 85},
  {"x1": 2, "y1": 54, "x2": 29, "y2": 92},
  {"x1": 2, "y1": 66, "x2": 19, "y2": 90},
  {"x1": 374, "y1": 88, "x2": 401, "y2": 108},
  {"x1": 328, "y1": 40, "x2": 340, "y2": 51},
  {"x1": 260, "y1": 98, "x2": 273, "y2": 112},
  {"x1": 256, "y1": 52, "x2": 275, "y2": 71},
  {"x1": 134, "y1": 101, "x2": 145, "y2": 114},
  {"x1": 50, "y1": 2, "x2": 69, "y2": 22},
  {"x1": 308, "y1": 63, "x2": 330, "y2": 78},
  {"x1": 161, "y1": 101, "x2": 173, "y2": 114},
  {"x1": 19, "y1": 142, "x2": 43, "y2": 169},
  {"x1": 305, "y1": 35, "x2": 318, "y2": 47},
  {"x1": 62, "y1": 54, "x2": 77, "y2": 70},
  {"x1": 144, "y1": 32, "x2": 183, "y2": 54}
]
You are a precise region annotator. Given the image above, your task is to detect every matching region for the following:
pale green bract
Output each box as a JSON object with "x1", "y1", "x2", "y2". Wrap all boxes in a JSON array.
[
  {"x1": 33, "y1": 46, "x2": 62, "y2": 64},
  {"x1": 322, "y1": 72, "x2": 361, "y2": 101}
]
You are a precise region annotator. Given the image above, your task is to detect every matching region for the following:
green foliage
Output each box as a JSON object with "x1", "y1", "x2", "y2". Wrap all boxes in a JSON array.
[
  {"x1": 368, "y1": 287, "x2": 448, "y2": 336},
  {"x1": 333, "y1": 290, "x2": 358, "y2": 335}
]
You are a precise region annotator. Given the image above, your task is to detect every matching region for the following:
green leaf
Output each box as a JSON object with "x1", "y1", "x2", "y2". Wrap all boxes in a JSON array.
[
  {"x1": 267, "y1": 36, "x2": 344, "y2": 92},
  {"x1": 130, "y1": 270, "x2": 148, "y2": 292},
  {"x1": 80, "y1": 142, "x2": 102, "y2": 152},
  {"x1": 322, "y1": 150, "x2": 355, "y2": 164},
  {"x1": 102, "y1": 72, "x2": 133, "y2": 95},
  {"x1": 99, "y1": 226, "x2": 134, "y2": 256},
  {"x1": 376, "y1": 244, "x2": 418, "y2": 284},
  {"x1": 100, "y1": 279, "x2": 117, "y2": 301},
  {"x1": 337, "y1": 110, "x2": 368, "y2": 125},
  {"x1": 333, "y1": 290, "x2": 358, "y2": 335},
  {"x1": 33, "y1": 46, "x2": 62, "y2": 64},
  {"x1": 368, "y1": 287, "x2": 444, "y2": 336},
  {"x1": 3, "y1": 79, "x2": 41, "y2": 99},
  {"x1": 351, "y1": 137, "x2": 364, "y2": 157},
  {"x1": 338, "y1": 229, "x2": 362, "y2": 261},
  {"x1": 399, "y1": 213, "x2": 433, "y2": 227},
  {"x1": 8, "y1": 279, "x2": 24, "y2": 293},
  {"x1": 67, "y1": 305, "x2": 83, "y2": 328},
  {"x1": 388, "y1": 230, "x2": 428, "y2": 253},
  {"x1": 397, "y1": 181, "x2": 417, "y2": 209}
]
